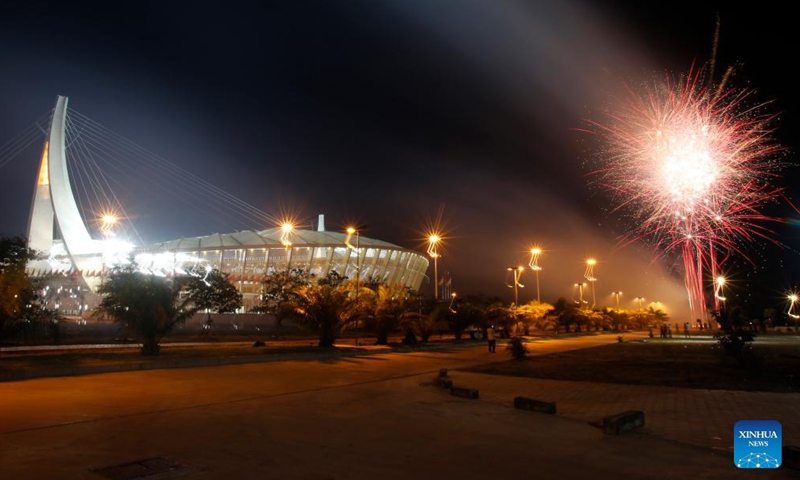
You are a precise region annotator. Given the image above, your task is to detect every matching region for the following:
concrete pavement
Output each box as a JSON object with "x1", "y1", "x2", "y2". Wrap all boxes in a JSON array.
[{"x1": 1, "y1": 334, "x2": 795, "y2": 479}]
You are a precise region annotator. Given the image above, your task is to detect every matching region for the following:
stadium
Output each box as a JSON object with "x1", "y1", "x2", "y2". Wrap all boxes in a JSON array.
[
  {"x1": 136, "y1": 226, "x2": 429, "y2": 311},
  {"x1": 23, "y1": 97, "x2": 429, "y2": 313}
]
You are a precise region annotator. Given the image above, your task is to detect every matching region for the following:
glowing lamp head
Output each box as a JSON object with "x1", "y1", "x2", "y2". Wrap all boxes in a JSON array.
[
  {"x1": 346, "y1": 227, "x2": 356, "y2": 234},
  {"x1": 716, "y1": 276, "x2": 726, "y2": 286},
  {"x1": 586, "y1": 258, "x2": 597, "y2": 266},
  {"x1": 101, "y1": 214, "x2": 117, "y2": 226},
  {"x1": 280, "y1": 222, "x2": 294, "y2": 247},
  {"x1": 790, "y1": 294, "x2": 798, "y2": 302},
  {"x1": 530, "y1": 247, "x2": 542, "y2": 255},
  {"x1": 428, "y1": 234, "x2": 440, "y2": 244}
]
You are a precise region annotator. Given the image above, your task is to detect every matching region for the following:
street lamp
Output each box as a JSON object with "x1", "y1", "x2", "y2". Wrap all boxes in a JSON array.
[
  {"x1": 449, "y1": 292, "x2": 457, "y2": 314},
  {"x1": 714, "y1": 276, "x2": 726, "y2": 299},
  {"x1": 612, "y1": 291, "x2": 622, "y2": 310},
  {"x1": 99, "y1": 213, "x2": 118, "y2": 281},
  {"x1": 280, "y1": 222, "x2": 294, "y2": 247},
  {"x1": 280, "y1": 222, "x2": 294, "y2": 271},
  {"x1": 100, "y1": 213, "x2": 118, "y2": 237},
  {"x1": 585, "y1": 258, "x2": 597, "y2": 309},
  {"x1": 634, "y1": 297, "x2": 645, "y2": 310},
  {"x1": 788, "y1": 293, "x2": 799, "y2": 334},
  {"x1": 529, "y1": 247, "x2": 542, "y2": 302},
  {"x1": 574, "y1": 282, "x2": 587, "y2": 309},
  {"x1": 428, "y1": 234, "x2": 441, "y2": 300},
  {"x1": 715, "y1": 276, "x2": 727, "y2": 313},
  {"x1": 506, "y1": 266, "x2": 525, "y2": 306},
  {"x1": 346, "y1": 226, "x2": 361, "y2": 345}
]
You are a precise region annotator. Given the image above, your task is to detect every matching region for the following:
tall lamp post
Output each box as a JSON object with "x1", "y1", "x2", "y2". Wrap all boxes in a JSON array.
[
  {"x1": 449, "y1": 292, "x2": 457, "y2": 314},
  {"x1": 574, "y1": 282, "x2": 587, "y2": 309},
  {"x1": 714, "y1": 276, "x2": 727, "y2": 318},
  {"x1": 787, "y1": 293, "x2": 799, "y2": 335},
  {"x1": 346, "y1": 226, "x2": 361, "y2": 345},
  {"x1": 612, "y1": 291, "x2": 622, "y2": 310},
  {"x1": 428, "y1": 234, "x2": 441, "y2": 300},
  {"x1": 585, "y1": 258, "x2": 597, "y2": 309},
  {"x1": 529, "y1": 247, "x2": 542, "y2": 302},
  {"x1": 506, "y1": 266, "x2": 525, "y2": 306},
  {"x1": 634, "y1": 296, "x2": 645, "y2": 310}
]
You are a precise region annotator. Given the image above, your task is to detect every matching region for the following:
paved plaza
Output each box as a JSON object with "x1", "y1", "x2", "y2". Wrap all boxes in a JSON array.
[{"x1": 1, "y1": 334, "x2": 796, "y2": 479}]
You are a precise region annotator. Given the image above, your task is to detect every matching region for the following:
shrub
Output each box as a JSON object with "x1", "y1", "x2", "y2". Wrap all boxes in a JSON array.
[
  {"x1": 712, "y1": 307, "x2": 756, "y2": 366},
  {"x1": 506, "y1": 337, "x2": 529, "y2": 360}
]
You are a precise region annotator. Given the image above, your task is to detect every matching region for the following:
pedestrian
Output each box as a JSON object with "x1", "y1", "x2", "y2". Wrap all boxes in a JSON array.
[
  {"x1": 684, "y1": 322, "x2": 690, "y2": 338},
  {"x1": 486, "y1": 325, "x2": 496, "y2": 354},
  {"x1": 667, "y1": 324, "x2": 672, "y2": 338}
]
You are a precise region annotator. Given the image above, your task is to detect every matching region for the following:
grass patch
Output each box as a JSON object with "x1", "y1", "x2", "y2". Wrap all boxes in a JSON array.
[{"x1": 461, "y1": 337, "x2": 800, "y2": 392}]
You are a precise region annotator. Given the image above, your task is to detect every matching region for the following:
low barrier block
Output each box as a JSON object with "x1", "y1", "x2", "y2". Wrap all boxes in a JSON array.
[
  {"x1": 513, "y1": 396, "x2": 556, "y2": 414},
  {"x1": 450, "y1": 387, "x2": 479, "y2": 399},
  {"x1": 603, "y1": 410, "x2": 645, "y2": 435}
]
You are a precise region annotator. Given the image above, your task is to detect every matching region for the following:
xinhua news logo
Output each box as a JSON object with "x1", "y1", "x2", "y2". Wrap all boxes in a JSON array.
[{"x1": 734, "y1": 420, "x2": 782, "y2": 469}]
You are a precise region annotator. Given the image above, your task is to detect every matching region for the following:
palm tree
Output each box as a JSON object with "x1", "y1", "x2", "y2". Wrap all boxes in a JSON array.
[
  {"x1": 289, "y1": 272, "x2": 358, "y2": 347},
  {"x1": 364, "y1": 285, "x2": 417, "y2": 345},
  {"x1": 517, "y1": 300, "x2": 554, "y2": 334},
  {"x1": 550, "y1": 297, "x2": 578, "y2": 333}
]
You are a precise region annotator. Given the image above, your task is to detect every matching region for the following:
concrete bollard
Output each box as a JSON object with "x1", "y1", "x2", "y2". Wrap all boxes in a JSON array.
[
  {"x1": 437, "y1": 376, "x2": 453, "y2": 389},
  {"x1": 513, "y1": 396, "x2": 556, "y2": 414},
  {"x1": 450, "y1": 387, "x2": 479, "y2": 399},
  {"x1": 602, "y1": 410, "x2": 645, "y2": 435}
]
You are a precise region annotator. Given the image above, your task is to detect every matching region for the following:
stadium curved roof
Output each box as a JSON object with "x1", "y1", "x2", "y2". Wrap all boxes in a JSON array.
[{"x1": 140, "y1": 228, "x2": 411, "y2": 252}]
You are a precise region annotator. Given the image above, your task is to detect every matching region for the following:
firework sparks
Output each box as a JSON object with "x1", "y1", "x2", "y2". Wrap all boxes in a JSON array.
[{"x1": 589, "y1": 68, "x2": 784, "y2": 317}]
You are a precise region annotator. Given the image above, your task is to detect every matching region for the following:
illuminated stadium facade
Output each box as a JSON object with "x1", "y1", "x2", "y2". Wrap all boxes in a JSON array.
[
  {"x1": 138, "y1": 229, "x2": 429, "y2": 310},
  {"x1": 25, "y1": 96, "x2": 429, "y2": 312}
]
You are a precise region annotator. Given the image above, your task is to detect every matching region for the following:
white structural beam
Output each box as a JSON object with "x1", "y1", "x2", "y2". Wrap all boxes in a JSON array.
[{"x1": 47, "y1": 96, "x2": 94, "y2": 255}]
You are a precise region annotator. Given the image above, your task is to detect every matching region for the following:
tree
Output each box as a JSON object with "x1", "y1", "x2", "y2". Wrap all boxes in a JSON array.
[
  {"x1": 183, "y1": 268, "x2": 242, "y2": 327},
  {"x1": 1, "y1": 236, "x2": 60, "y2": 347},
  {"x1": 445, "y1": 299, "x2": 485, "y2": 341},
  {"x1": 604, "y1": 308, "x2": 630, "y2": 331},
  {"x1": 363, "y1": 284, "x2": 418, "y2": 345},
  {"x1": 549, "y1": 297, "x2": 578, "y2": 333},
  {"x1": 400, "y1": 311, "x2": 441, "y2": 343},
  {"x1": 485, "y1": 303, "x2": 515, "y2": 337},
  {"x1": 256, "y1": 268, "x2": 310, "y2": 337},
  {"x1": 646, "y1": 307, "x2": 669, "y2": 329},
  {"x1": 95, "y1": 265, "x2": 196, "y2": 355},
  {"x1": 517, "y1": 300, "x2": 555, "y2": 333},
  {"x1": 289, "y1": 271, "x2": 357, "y2": 347}
]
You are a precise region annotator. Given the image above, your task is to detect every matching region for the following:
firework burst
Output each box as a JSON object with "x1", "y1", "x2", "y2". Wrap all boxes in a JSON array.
[{"x1": 589, "y1": 68, "x2": 785, "y2": 317}]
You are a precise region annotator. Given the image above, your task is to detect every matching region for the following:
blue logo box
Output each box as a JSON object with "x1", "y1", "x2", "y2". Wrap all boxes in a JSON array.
[{"x1": 734, "y1": 420, "x2": 782, "y2": 468}]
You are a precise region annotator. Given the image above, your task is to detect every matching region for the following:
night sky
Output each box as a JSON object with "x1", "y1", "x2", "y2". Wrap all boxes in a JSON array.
[{"x1": 1, "y1": 1, "x2": 797, "y2": 316}]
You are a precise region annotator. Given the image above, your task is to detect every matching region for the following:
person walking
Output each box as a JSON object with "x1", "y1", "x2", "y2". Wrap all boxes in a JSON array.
[{"x1": 486, "y1": 325, "x2": 496, "y2": 354}]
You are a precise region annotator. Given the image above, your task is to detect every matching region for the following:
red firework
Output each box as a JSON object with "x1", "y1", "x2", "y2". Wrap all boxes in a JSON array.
[{"x1": 589, "y1": 68, "x2": 784, "y2": 317}]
